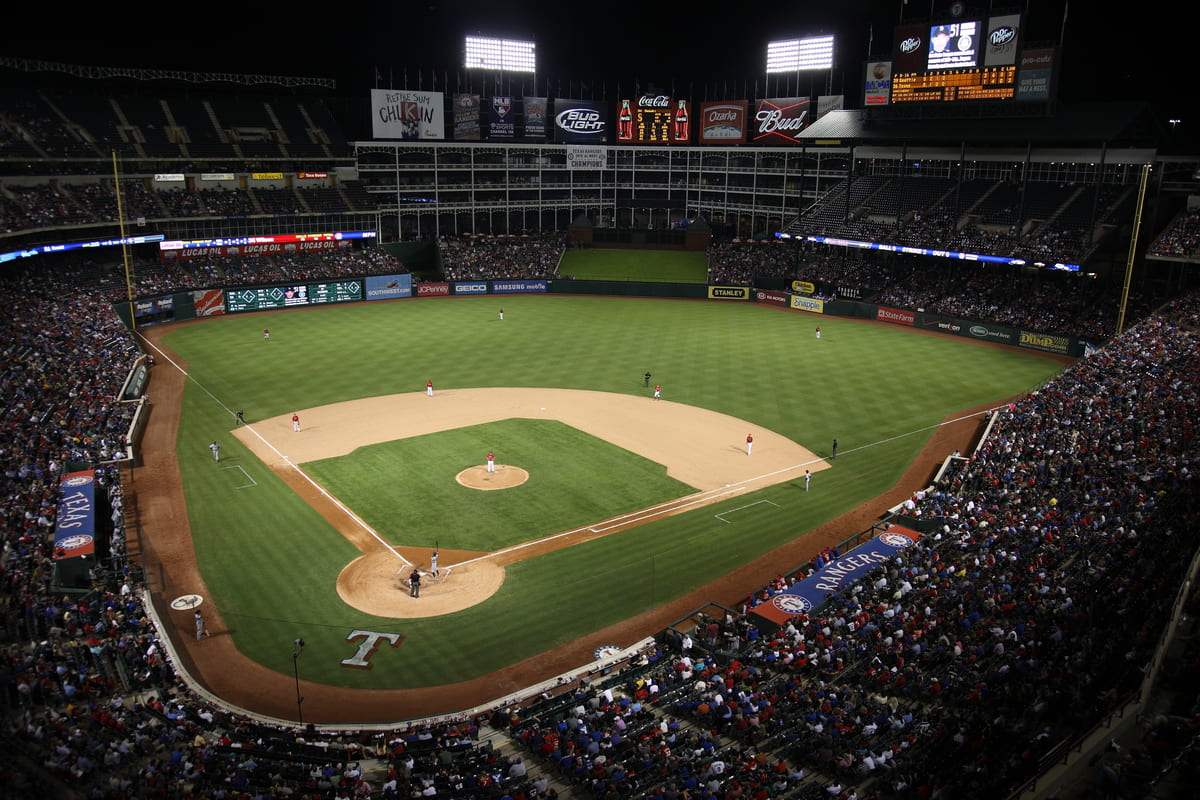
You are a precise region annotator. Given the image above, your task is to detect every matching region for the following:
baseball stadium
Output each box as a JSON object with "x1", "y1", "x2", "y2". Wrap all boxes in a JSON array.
[{"x1": 3, "y1": 5, "x2": 1200, "y2": 800}]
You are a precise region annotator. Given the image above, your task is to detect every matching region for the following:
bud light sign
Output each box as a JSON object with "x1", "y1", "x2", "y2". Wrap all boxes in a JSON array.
[{"x1": 554, "y1": 99, "x2": 608, "y2": 143}]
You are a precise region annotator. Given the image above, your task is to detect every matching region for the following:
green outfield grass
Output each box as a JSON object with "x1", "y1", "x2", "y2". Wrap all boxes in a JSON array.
[
  {"x1": 166, "y1": 294, "x2": 1066, "y2": 692},
  {"x1": 303, "y1": 419, "x2": 694, "y2": 552},
  {"x1": 559, "y1": 248, "x2": 708, "y2": 282}
]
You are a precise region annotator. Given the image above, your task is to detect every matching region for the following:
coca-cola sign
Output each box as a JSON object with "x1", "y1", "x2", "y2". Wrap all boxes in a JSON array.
[
  {"x1": 700, "y1": 101, "x2": 747, "y2": 145},
  {"x1": 638, "y1": 94, "x2": 670, "y2": 108},
  {"x1": 752, "y1": 98, "x2": 809, "y2": 144}
]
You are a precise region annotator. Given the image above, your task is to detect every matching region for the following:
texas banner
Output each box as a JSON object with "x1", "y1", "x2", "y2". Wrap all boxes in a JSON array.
[{"x1": 751, "y1": 527, "x2": 919, "y2": 626}]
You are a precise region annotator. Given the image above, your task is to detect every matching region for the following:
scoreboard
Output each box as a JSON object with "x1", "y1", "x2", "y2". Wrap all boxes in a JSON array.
[
  {"x1": 617, "y1": 95, "x2": 691, "y2": 143},
  {"x1": 225, "y1": 280, "x2": 362, "y2": 312},
  {"x1": 879, "y1": 12, "x2": 1032, "y2": 105},
  {"x1": 891, "y1": 65, "x2": 1017, "y2": 103}
]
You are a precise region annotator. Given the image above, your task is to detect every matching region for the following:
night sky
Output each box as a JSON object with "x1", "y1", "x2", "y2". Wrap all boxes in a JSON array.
[{"x1": 5, "y1": 1, "x2": 1189, "y2": 144}]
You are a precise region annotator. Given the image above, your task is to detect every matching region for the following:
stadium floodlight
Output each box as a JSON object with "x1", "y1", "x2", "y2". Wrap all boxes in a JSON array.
[
  {"x1": 464, "y1": 36, "x2": 536, "y2": 72},
  {"x1": 766, "y1": 35, "x2": 835, "y2": 73}
]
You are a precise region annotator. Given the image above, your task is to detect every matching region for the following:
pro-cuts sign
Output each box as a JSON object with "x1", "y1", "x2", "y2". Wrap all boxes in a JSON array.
[
  {"x1": 553, "y1": 99, "x2": 607, "y2": 143},
  {"x1": 752, "y1": 97, "x2": 809, "y2": 144}
]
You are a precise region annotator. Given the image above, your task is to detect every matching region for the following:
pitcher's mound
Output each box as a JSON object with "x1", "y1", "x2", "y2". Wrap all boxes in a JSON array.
[{"x1": 456, "y1": 465, "x2": 529, "y2": 490}]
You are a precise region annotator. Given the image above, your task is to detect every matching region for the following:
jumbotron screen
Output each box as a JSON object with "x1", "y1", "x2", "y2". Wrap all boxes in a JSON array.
[{"x1": 889, "y1": 13, "x2": 1023, "y2": 103}]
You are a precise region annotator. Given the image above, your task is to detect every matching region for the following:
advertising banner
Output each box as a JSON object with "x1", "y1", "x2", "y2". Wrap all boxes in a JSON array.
[
  {"x1": 371, "y1": 89, "x2": 445, "y2": 140},
  {"x1": 752, "y1": 528, "x2": 919, "y2": 626},
  {"x1": 134, "y1": 296, "x2": 174, "y2": 318},
  {"x1": 984, "y1": 14, "x2": 1021, "y2": 67},
  {"x1": 566, "y1": 145, "x2": 607, "y2": 170},
  {"x1": 964, "y1": 321, "x2": 1016, "y2": 344},
  {"x1": 752, "y1": 97, "x2": 809, "y2": 144},
  {"x1": 523, "y1": 96, "x2": 547, "y2": 139},
  {"x1": 816, "y1": 95, "x2": 844, "y2": 120},
  {"x1": 1016, "y1": 49, "x2": 1054, "y2": 101},
  {"x1": 225, "y1": 281, "x2": 362, "y2": 312},
  {"x1": 893, "y1": 24, "x2": 927, "y2": 73},
  {"x1": 453, "y1": 282, "x2": 489, "y2": 295},
  {"x1": 863, "y1": 60, "x2": 892, "y2": 106},
  {"x1": 365, "y1": 274, "x2": 413, "y2": 300},
  {"x1": 791, "y1": 280, "x2": 815, "y2": 294},
  {"x1": 708, "y1": 286, "x2": 750, "y2": 300},
  {"x1": 417, "y1": 282, "x2": 450, "y2": 296},
  {"x1": 193, "y1": 289, "x2": 225, "y2": 316},
  {"x1": 453, "y1": 93, "x2": 481, "y2": 141},
  {"x1": 699, "y1": 101, "x2": 747, "y2": 145},
  {"x1": 54, "y1": 471, "x2": 97, "y2": 559},
  {"x1": 1018, "y1": 330, "x2": 1072, "y2": 354},
  {"x1": 492, "y1": 280, "x2": 548, "y2": 294},
  {"x1": 488, "y1": 96, "x2": 516, "y2": 139},
  {"x1": 876, "y1": 306, "x2": 915, "y2": 326},
  {"x1": 553, "y1": 99, "x2": 607, "y2": 143},
  {"x1": 790, "y1": 295, "x2": 825, "y2": 313},
  {"x1": 754, "y1": 289, "x2": 788, "y2": 306},
  {"x1": 166, "y1": 239, "x2": 344, "y2": 261}
]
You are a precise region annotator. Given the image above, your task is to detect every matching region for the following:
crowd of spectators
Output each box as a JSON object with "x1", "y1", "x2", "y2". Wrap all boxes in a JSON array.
[
  {"x1": 496, "y1": 292, "x2": 1200, "y2": 800},
  {"x1": 1149, "y1": 208, "x2": 1200, "y2": 258},
  {"x1": 0, "y1": 182, "x2": 375, "y2": 232},
  {"x1": 705, "y1": 238, "x2": 1158, "y2": 343},
  {"x1": 439, "y1": 233, "x2": 566, "y2": 281}
]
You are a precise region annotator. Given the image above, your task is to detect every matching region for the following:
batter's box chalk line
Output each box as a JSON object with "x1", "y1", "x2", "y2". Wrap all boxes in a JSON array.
[
  {"x1": 714, "y1": 499, "x2": 781, "y2": 524},
  {"x1": 221, "y1": 464, "x2": 258, "y2": 489}
]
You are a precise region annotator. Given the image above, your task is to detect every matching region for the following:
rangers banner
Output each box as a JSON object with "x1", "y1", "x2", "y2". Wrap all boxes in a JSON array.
[
  {"x1": 566, "y1": 145, "x2": 606, "y2": 170},
  {"x1": 699, "y1": 101, "x2": 747, "y2": 145},
  {"x1": 752, "y1": 528, "x2": 919, "y2": 626},
  {"x1": 454, "y1": 93, "x2": 481, "y2": 141},
  {"x1": 523, "y1": 96, "x2": 547, "y2": 139},
  {"x1": 54, "y1": 471, "x2": 97, "y2": 559},
  {"x1": 752, "y1": 97, "x2": 809, "y2": 144},
  {"x1": 371, "y1": 89, "x2": 445, "y2": 140},
  {"x1": 488, "y1": 96, "x2": 516, "y2": 139}
]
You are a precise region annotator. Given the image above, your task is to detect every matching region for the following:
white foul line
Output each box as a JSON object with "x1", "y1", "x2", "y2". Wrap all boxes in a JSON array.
[
  {"x1": 140, "y1": 335, "x2": 411, "y2": 566},
  {"x1": 714, "y1": 499, "x2": 781, "y2": 524}
]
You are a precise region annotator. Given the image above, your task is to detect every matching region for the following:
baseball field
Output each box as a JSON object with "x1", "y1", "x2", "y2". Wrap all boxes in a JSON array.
[{"x1": 137, "y1": 290, "x2": 1068, "y2": 723}]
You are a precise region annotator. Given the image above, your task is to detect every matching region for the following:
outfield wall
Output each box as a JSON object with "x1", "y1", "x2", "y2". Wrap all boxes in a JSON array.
[{"x1": 114, "y1": 276, "x2": 1087, "y2": 356}]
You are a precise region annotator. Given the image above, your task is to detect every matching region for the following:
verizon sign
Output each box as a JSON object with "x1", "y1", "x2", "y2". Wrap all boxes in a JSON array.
[
  {"x1": 699, "y1": 101, "x2": 747, "y2": 145},
  {"x1": 752, "y1": 97, "x2": 809, "y2": 144}
]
